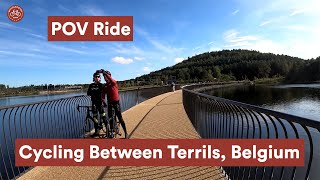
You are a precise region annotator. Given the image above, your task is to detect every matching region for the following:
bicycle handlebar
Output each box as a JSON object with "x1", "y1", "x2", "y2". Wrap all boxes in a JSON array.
[
  {"x1": 77, "y1": 105, "x2": 91, "y2": 112},
  {"x1": 78, "y1": 105, "x2": 91, "y2": 108},
  {"x1": 77, "y1": 104, "x2": 107, "y2": 112}
]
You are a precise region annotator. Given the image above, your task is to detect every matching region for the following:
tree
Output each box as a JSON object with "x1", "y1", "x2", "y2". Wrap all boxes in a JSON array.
[
  {"x1": 212, "y1": 66, "x2": 221, "y2": 78},
  {"x1": 117, "y1": 49, "x2": 312, "y2": 86},
  {"x1": 0, "y1": 84, "x2": 6, "y2": 90},
  {"x1": 207, "y1": 69, "x2": 214, "y2": 81}
]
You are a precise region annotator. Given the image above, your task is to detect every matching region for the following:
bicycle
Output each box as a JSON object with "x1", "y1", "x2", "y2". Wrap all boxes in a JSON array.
[
  {"x1": 77, "y1": 104, "x2": 122, "y2": 138},
  {"x1": 77, "y1": 105, "x2": 105, "y2": 138}
]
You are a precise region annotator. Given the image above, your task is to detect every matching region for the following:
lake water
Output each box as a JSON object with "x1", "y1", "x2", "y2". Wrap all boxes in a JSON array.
[
  {"x1": 0, "y1": 92, "x2": 86, "y2": 107},
  {"x1": 202, "y1": 83, "x2": 320, "y2": 179},
  {"x1": 203, "y1": 83, "x2": 320, "y2": 121}
]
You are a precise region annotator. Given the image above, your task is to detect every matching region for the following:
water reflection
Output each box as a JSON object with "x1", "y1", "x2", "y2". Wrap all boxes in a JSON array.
[
  {"x1": 199, "y1": 84, "x2": 320, "y2": 179},
  {"x1": 203, "y1": 84, "x2": 320, "y2": 121}
]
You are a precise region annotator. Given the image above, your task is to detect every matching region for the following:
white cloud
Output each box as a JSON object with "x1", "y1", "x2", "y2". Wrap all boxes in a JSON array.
[
  {"x1": 0, "y1": 50, "x2": 49, "y2": 59},
  {"x1": 244, "y1": 0, "x2": 320, "y2": 20},
  {"x1": 224, "y1": 29, "x2": 239, "y2": 40},
  {"x1": 192, "y1": 41, "x2": 215, "y2": 51},
  {"x1": 260, "y1": 20, "x2": 272, "y2": 27},
  {"x1": 149, "y1": 38, "x2": 181, "y2": 53},
  {"x1": 282, "y1": 25, "x2": 308, "y2": 31},
  {"x1": 46, "y1": 44, "x2": 87, "y2": 54},
  {"x1": 0, "y1": 22, "x2": 15, "y2": 28},
  {"x1": 80, "y1": 5, "x2": 106, "y2": 16},
  {"x1": 0, "y1": 58, "x2": 95, "y2": 69},
  {"x1": 0, "y1": 22, "x2": 30, "y2": 31},
  {"x1": 27, "y1": 33, "x2": 46, "y2": 39},
  {"x1": 143, "y1": 67, "x2": 152, "y2": 72},
  {"x1": 222, "y1": 29, "x2": 286, "y2": 54},
  {"x1": 209, "y1": 47, "x2": 222, "y2": 52},
  {"x1": 30, "y1": 48, "x2": 41, "y2": 52},
  {"x1": 134, "y1": 57, "x2": 144, "y2": 60},
  {"x1": 220, "y1": 28, "x2": 320, "y2": 59},
  {"x1": 174, "y1": 57, "x2": 184, "y2": 63},
  {"x1": 232, "y1": 0, "x2": 320, "y2": 59},
  {"x1": 112, "y1": 57, "x2": 133, "y2": 64},
  {"x1": 0, "y1": 38, "x2": 88, "y2": 56},
  {"x1": 224, "y1": 41, "x2": 251, "y2": 48},
  {"x1": 247, "y1": 40, "x2": 286, "y2": 55},
  {"x1": 232, "y1": 10, "x2": 239, "y2": 15},
  {"x1": 110, "y1": 44, "x2": 143, "y2": 55},
  {"x1": 58, "y1": 4, "x2": 72, "y2": 13},
  {"x1": 290, "y1": 8, "x2": 307, "y2": 16},
  {"x1": 135, "y1": 26, "x2": 183, "y2": 54},
  {"x1": 224, "y1": 29, "x2": 258, "y2": 43},
  {"x1": 192, "y1": 46, "x2": 202, "y2": 50}
]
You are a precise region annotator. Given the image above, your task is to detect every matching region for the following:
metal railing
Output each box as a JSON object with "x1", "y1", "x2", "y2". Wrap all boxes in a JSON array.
[
  {"x1": 0, "y1": 85, "x2": 175, "y2": 180},
  {"x1": 183, "y1": 85, "x2": 320, "y2": 180}
]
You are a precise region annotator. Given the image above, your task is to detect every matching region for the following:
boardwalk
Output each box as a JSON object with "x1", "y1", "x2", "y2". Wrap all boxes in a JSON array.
[{"x1": 18, "y1": 90, "x2": 225, "y2": 180}]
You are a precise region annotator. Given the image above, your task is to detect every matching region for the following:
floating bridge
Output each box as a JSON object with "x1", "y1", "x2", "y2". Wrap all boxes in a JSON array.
[{"x1": 0, "y1": 84, "x2": 319, "y2": 180}]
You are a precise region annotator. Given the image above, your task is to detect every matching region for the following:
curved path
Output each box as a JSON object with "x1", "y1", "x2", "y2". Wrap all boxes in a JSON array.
[{"x1": 19, "y1": 90, "x2": 225, "y2": 180}]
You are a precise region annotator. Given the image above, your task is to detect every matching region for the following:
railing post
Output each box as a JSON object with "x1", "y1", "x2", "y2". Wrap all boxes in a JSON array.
[{"x1": 182, "y1": 84, "x2": 320, "y2": 180}]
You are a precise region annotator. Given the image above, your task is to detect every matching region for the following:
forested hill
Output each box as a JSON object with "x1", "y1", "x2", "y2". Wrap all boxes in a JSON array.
[{"x1": 129, "y1": 49, "x2": 320, "y2": 85}]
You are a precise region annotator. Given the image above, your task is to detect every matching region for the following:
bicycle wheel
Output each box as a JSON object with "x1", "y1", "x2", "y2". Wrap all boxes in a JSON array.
[
  {"x1": 82, "y1": 117, "x2": 91, "y2": 138},
  {"x1": 88, "y1": 115, "x2": 95, "y2": 130},
  {"x1": 83, "y1": 118, "x2": 88, "y2": 133}
]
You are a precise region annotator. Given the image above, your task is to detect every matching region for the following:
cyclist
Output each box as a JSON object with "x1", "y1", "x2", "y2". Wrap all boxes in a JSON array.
[
  {"x1": 100, "y1": 69, "x2": 129, "y2": 139},
  {"x1": 171, "y1": 82, "x2": 175, "y2": 92},
  {"x1": 87, "y1": 72, "x2": 106, "y2": 137}
]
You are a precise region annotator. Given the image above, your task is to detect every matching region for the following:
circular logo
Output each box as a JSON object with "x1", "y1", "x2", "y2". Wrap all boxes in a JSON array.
[{"x1": 7, "y1": 5, "x2": 24, "y2": 22}]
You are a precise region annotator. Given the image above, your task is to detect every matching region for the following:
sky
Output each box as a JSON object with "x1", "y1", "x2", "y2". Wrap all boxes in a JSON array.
[{"x1": 0, "y1": 0, "x2": 319, "y2": 87}]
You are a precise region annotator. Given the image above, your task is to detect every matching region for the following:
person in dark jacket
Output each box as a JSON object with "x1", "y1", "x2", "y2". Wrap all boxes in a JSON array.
[
  {"x1": 87, "y1": 72, "x2": 106, "y2": 137},
  {"x1": 100, "y1": 69, "x2": 128, "y2": 139}
]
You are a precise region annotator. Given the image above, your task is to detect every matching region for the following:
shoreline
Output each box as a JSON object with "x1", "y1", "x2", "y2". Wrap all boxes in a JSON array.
[
  {"x1": 1, "y1": 80, "x2": 319, "y2": 98},
  {"x1": 0, "y1": 89, "x2": 85, "y2": 98},
  {"x1": 0, "y1": 85, "x2": 163, "y2": 98},
  {"x1": 38, "y1": 90, "x2": 85, "y2": 95}
]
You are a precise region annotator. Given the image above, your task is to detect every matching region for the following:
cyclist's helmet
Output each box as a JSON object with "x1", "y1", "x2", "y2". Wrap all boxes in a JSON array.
[{"x1": 93, "y1": 72, "x2": 100, "y2": 77}]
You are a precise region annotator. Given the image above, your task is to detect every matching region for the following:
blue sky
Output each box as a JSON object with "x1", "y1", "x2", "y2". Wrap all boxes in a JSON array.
[{"x1": 0, "y1": 0, "x2": 319, "y2": 87}]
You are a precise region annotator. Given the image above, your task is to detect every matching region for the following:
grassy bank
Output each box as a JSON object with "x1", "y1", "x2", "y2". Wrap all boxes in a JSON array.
[{"x1": 0, "y1": 91, "x2": 39, "y2": 98}]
